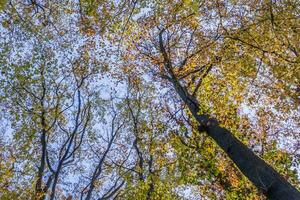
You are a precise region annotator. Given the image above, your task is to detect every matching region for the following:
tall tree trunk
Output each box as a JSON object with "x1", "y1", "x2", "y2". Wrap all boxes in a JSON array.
[
  {"x1": 35, "y1": 81, "x2": 47, "y2": 200},
  {"x1": 35, "y1": 129, "x2": 47, "y2": 200},
  {"x1": 169, "y1": 73, "x2": 300, "y2": 200}
]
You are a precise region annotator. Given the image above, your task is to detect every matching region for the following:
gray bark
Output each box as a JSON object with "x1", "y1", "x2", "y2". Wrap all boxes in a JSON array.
[{"x1": 171, "y1": 74, "x2": 300, "y2": 200}]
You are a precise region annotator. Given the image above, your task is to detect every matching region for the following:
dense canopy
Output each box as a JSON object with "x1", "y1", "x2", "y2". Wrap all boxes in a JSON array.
[{"x1": 0, "y1": 0, "x2": 299, "y2": 199}]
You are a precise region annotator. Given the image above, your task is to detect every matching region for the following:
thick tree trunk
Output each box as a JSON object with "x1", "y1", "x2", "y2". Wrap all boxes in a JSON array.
[
  {"x1": 201, "y1": 118, "x2": 300, "y2": 200},
  {"x1": 170, "y1": 76, "x2": 300, "y2": 200}
]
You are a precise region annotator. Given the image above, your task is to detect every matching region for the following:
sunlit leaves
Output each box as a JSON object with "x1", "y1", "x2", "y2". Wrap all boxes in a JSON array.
[
  {"x1": 0, "y1": 0, "x2": 7, "y2": 10},
  {"x1": 1, "y1": 0, "x2": 300, "y2": 199}
]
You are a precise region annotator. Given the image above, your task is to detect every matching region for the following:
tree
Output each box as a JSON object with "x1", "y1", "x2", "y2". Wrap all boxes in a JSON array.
[
  {"x1": 119, "y1": 76, "x2": 181, "y2": 200},
  {"x1": 81, "y1": 101, "x2": 127, "y2": 200},
  {"x1": 118, "y1": 0, "x2": 300, "y2": 199},
  {"x1": 0, "y1": 0, "x2": 299, "y2": 199}
]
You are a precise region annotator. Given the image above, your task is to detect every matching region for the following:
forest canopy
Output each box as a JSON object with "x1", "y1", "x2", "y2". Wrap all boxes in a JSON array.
[{"x1": 0, "y1": 0, "x2": 299, "y2": 199}]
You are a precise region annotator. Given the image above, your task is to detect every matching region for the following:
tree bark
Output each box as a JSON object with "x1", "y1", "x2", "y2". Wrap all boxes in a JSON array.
[
  {"x1": 170, "y1": 74, "x2": 300, "y2": 200},
  {"x1": 35, "y1": 78, "x2": 47, "y2": 200}
]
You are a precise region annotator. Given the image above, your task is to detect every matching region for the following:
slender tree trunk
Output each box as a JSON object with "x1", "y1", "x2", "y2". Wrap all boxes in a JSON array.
[
  {"x1": 35, "y1": 88, "x2": 47, "y2": 200},
  {"x1": 85, "y1": 130, "x2": 116, "y2": 200},
  {"x1": 35, "y1": 129, "x2": 47, "y2": 200},
  {"x1": 49, "y1": 170, "x2": 60, "y2": 200},
  {"x1": 169, "y1": 74, "x2": 300, "y2": 200}
]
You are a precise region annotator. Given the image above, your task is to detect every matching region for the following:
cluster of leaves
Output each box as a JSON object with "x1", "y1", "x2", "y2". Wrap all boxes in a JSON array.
[{"x1": 0, "y1": 0, "x2": 299, "y2": 199}]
